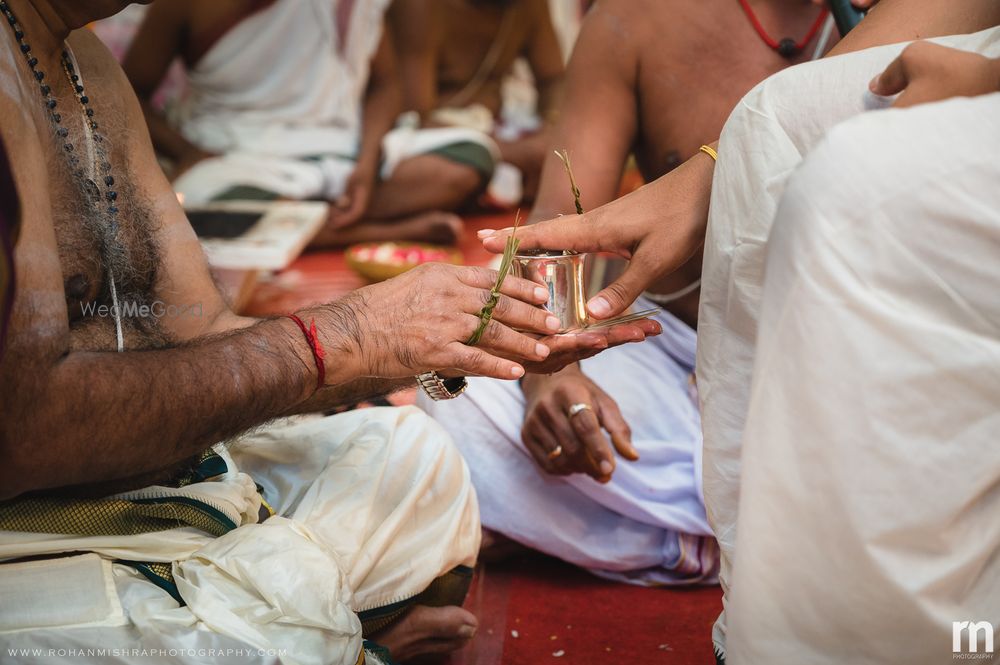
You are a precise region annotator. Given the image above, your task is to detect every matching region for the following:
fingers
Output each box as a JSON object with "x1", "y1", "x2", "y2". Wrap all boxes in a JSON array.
[
  {"x1": 596, "y1": 394, "x2": 638, "y2": 461},
  {"x1": 600, "y1": 320, "x2": 663, "y2": 347},
  {"x1": 478, "y1": 214, "x2": 605, "y2": 255},
  {"x1": 471, "y1": 315, "x2": 552, "y2": 363},
  {"x1": 458, "y1": 266, "x2": 550, "y2": 306},
  {"x1": 871, "y1": 42, "x2": 939, "y2": 97},
  {"x1": 484, "y1": 293, "x2": 561, "y2": 336},
  {"x1": 446, "y1": 342, "x2": 525, "y2": 380},
  {"x1": 870, "y1": 53, "x2": 909, "y2": 97},
  {"x1": 522, "y1": 421, "x2": 570, "y2": 475},
  {"x1": 851, "y1": 0, "x2": 878, "y2": 8},
  {"x1": 586, "y1": 255, "x2": 660, "y2": 319},
  {"x1": 566, "y1": 405, "x2": 614, "y2": 482},
  {"x1": 520, "y1": 323, "x2": 662, "y2": 375}
]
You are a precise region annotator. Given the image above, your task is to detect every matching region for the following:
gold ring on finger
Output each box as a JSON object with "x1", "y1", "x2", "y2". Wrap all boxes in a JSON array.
[
  {"x1": 547, "y1": 445, "x2": 563, "y2": 460},
  {"x1": 567, "y1": 403, "x2": 592, "y2": 419}
]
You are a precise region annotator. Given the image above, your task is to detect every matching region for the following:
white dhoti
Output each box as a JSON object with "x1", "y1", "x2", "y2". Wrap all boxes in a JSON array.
[
  {"x1": 169, "y1": 0, "x2": 498, "y2": 205},
  {"x1": 419, "y1": 300, "x2": 717, "y2": 585},
  {"x1": 698, "y1": 26, "x2": 1000, "y2": 659},
  {"x1": 0, "y1": 407, "x2": 479, "y2": 665},
  {"x1": 730, "y1": 91, "x2": 1000, "y2": 663}
]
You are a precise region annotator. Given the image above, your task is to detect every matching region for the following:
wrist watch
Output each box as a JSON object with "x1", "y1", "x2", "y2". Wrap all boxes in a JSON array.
[{"x1": 415, "y1": 371, "x2": 468, "y2": 401}]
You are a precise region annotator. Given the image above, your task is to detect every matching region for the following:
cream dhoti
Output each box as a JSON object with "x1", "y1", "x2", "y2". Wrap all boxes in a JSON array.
[
  {"x1": 697, "y1": 26, "x2": 1000, "y2": 659},
  {"x1": 170, "y1": 0, "x2": 497, "y2": 205},
  {"x1": 726, "y1": 91, "x2": 1000, "y2": 664},
  {"x1": 419, "y1": 300, "x2": 718, "y2": 586},
  {"x1": 0, "y1": 407, "x2": 480, "y2": 665}
]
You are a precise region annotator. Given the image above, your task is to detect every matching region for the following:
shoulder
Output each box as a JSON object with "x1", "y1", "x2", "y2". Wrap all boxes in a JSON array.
[
  {"x1": 585, "y1": 0, "x2": 659, "y2": 37},
  {"x1": 67, "y1": 29, "x2": 143, "y2": 116},
  {"x1": 0, "y1": 40, "x2": 42, "y2": 168}
]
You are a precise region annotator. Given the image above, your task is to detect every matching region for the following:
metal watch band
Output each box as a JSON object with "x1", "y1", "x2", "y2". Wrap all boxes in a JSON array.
[{"x1": 415, "y1": 371, "x2": 468, "y2": 401}]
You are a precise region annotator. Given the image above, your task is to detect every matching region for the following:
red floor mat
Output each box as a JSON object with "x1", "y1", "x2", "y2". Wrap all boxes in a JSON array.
[{"x1": 454, "y1": 554, "x2": 721, "y2": 665}]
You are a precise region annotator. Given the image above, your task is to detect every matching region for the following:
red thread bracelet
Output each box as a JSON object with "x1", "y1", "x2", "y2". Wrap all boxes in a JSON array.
[{"x1": 285, "y1": 314, "x2": 326, "y2": 390}]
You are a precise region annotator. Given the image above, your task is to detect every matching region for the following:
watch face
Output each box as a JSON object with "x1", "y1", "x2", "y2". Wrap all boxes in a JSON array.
[{"x1": 442, "y1": 377, "x2": 466, "y2": 392}]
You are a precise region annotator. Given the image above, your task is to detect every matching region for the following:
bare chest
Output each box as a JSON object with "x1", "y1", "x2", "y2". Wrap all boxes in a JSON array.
[
  {"x1": 631, "y1": 2, "x2": 827, "y2": 179},
  {"x1": 35, "y1": 87, "x2": 163, "y2": 350},
  {"x1": 437, "y1": 2, "x2": 530, "y2": 110}
]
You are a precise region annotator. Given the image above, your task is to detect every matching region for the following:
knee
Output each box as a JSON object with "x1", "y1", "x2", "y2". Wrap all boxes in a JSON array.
[{"x1": 441, "y1": 161, "x2": 485, "y2": 200}]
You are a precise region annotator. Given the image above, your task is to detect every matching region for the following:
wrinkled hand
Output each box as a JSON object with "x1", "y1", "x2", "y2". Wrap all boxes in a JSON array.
[
  {"x1": 329, "y1": 165, "x2": 375, "y2": 229},
  {"x1": 870, "y1": 42, "x2": 1000, "y2": 108},
  {"x1": 521, "y1": 366, "x2": 638, "y2": 483},
  {"x1": 480, "y1": 155, "x2": 713, "y2": 321},
  {"x1": 305, "y1": 264, "x2": 564, "y2": 382}
]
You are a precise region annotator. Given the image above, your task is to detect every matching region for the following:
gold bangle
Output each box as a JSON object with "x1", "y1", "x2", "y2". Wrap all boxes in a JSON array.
[{"x1": 699, "y1": 145, "x2": 718, "y2": 162}]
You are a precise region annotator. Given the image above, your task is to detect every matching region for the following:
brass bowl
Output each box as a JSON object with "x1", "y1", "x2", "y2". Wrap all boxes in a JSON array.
[{"x1": 345, "y1": 242, "x2": 463, "y2": 282}]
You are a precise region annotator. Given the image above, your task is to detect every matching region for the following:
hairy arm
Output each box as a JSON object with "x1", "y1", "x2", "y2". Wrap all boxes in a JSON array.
[
  {"x1": 121, "y1": 0, "x2": 212, "y2": 175},
  {"x1": 0, "y1": 34, "x2": 378, "y2": 499}
]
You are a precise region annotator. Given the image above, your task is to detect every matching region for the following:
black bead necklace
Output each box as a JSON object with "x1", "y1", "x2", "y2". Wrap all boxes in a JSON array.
[{"x1": 1, "y1": 0, "x2": 125, "y2": 350}]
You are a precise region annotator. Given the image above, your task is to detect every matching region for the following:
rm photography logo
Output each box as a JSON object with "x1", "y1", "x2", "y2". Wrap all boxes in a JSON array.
[
  {"x1": 80, "y1": 300, "x2": 204, "y2": 319},
  {"x1": 953, "y1": 621, "x2": 996, "y2": 660}
]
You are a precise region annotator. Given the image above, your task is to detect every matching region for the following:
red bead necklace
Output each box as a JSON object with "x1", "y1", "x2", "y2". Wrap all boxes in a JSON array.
[{"x1": 737, "y1": 0, "x2": 830, "y2": 58}]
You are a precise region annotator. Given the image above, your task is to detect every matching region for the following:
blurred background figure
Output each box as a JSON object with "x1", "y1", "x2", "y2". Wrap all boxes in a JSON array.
[
  {"x1": 123, "y1": 0, "x2": 501, "y2": 247},
  {"x1": 390, "y1": 0, "x2": 566, "y2": 205}
]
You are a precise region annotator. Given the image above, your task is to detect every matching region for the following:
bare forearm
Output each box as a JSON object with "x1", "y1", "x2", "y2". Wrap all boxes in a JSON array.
[
  {"x1": 0, "y1": 316, "x2": 336, "y2": 498},
  {"x1": 358, "y1": 79, "x2": 401, "y2": 169}
]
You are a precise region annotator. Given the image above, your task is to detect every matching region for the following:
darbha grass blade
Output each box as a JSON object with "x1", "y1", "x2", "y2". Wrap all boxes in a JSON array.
[{"x1": 467, "y1": 213, "x2": 522, "y2": 346}]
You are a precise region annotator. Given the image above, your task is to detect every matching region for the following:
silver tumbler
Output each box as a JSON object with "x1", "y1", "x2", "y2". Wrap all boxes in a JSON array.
[{"x1": 512, "y1": 250, "x2": 589, "y2": 333}]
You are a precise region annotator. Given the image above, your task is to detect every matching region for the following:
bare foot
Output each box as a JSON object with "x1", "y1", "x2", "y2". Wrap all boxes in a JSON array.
[
  {"x1": 370, "y1": 604, "x2": 477, "y2": 663},
  {"x1": 479, "y1": 528, "x2": 528, "y2": 563},
  {"x1": 311, "y1": 212, "x2": 464, "y2": 248}
]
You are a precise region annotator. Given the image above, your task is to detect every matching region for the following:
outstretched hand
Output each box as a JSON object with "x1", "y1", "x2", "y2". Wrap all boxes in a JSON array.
[
  {"x1": 870, "y1": 42, "x2": 1000, "y2": 108},
  {"x1": 480, "y1": 154, "x2": 714, "y2": 321},
  {"x1": 302, "y1": 264, "x2": 659, "y2": 384}
]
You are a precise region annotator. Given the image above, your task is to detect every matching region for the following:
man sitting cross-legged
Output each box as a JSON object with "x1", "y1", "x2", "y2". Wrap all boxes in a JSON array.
[
  {"x1": 389, "y1": 0, "x2": 565, "y2": 202},
  {"x1": 0, "y1": 1, "x2": 658, "y2": 662},
  {"x1": 421, "y1": 0, "x2": 838, "y2": 586},
  {"x1": 123, "y1": 0, "x2": 499, "y2": 248}
]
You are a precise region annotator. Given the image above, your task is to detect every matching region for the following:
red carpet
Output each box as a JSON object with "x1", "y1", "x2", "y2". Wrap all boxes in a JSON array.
[{"x1": 454, "y1": 554, "x2": 721, "y2": 665}]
